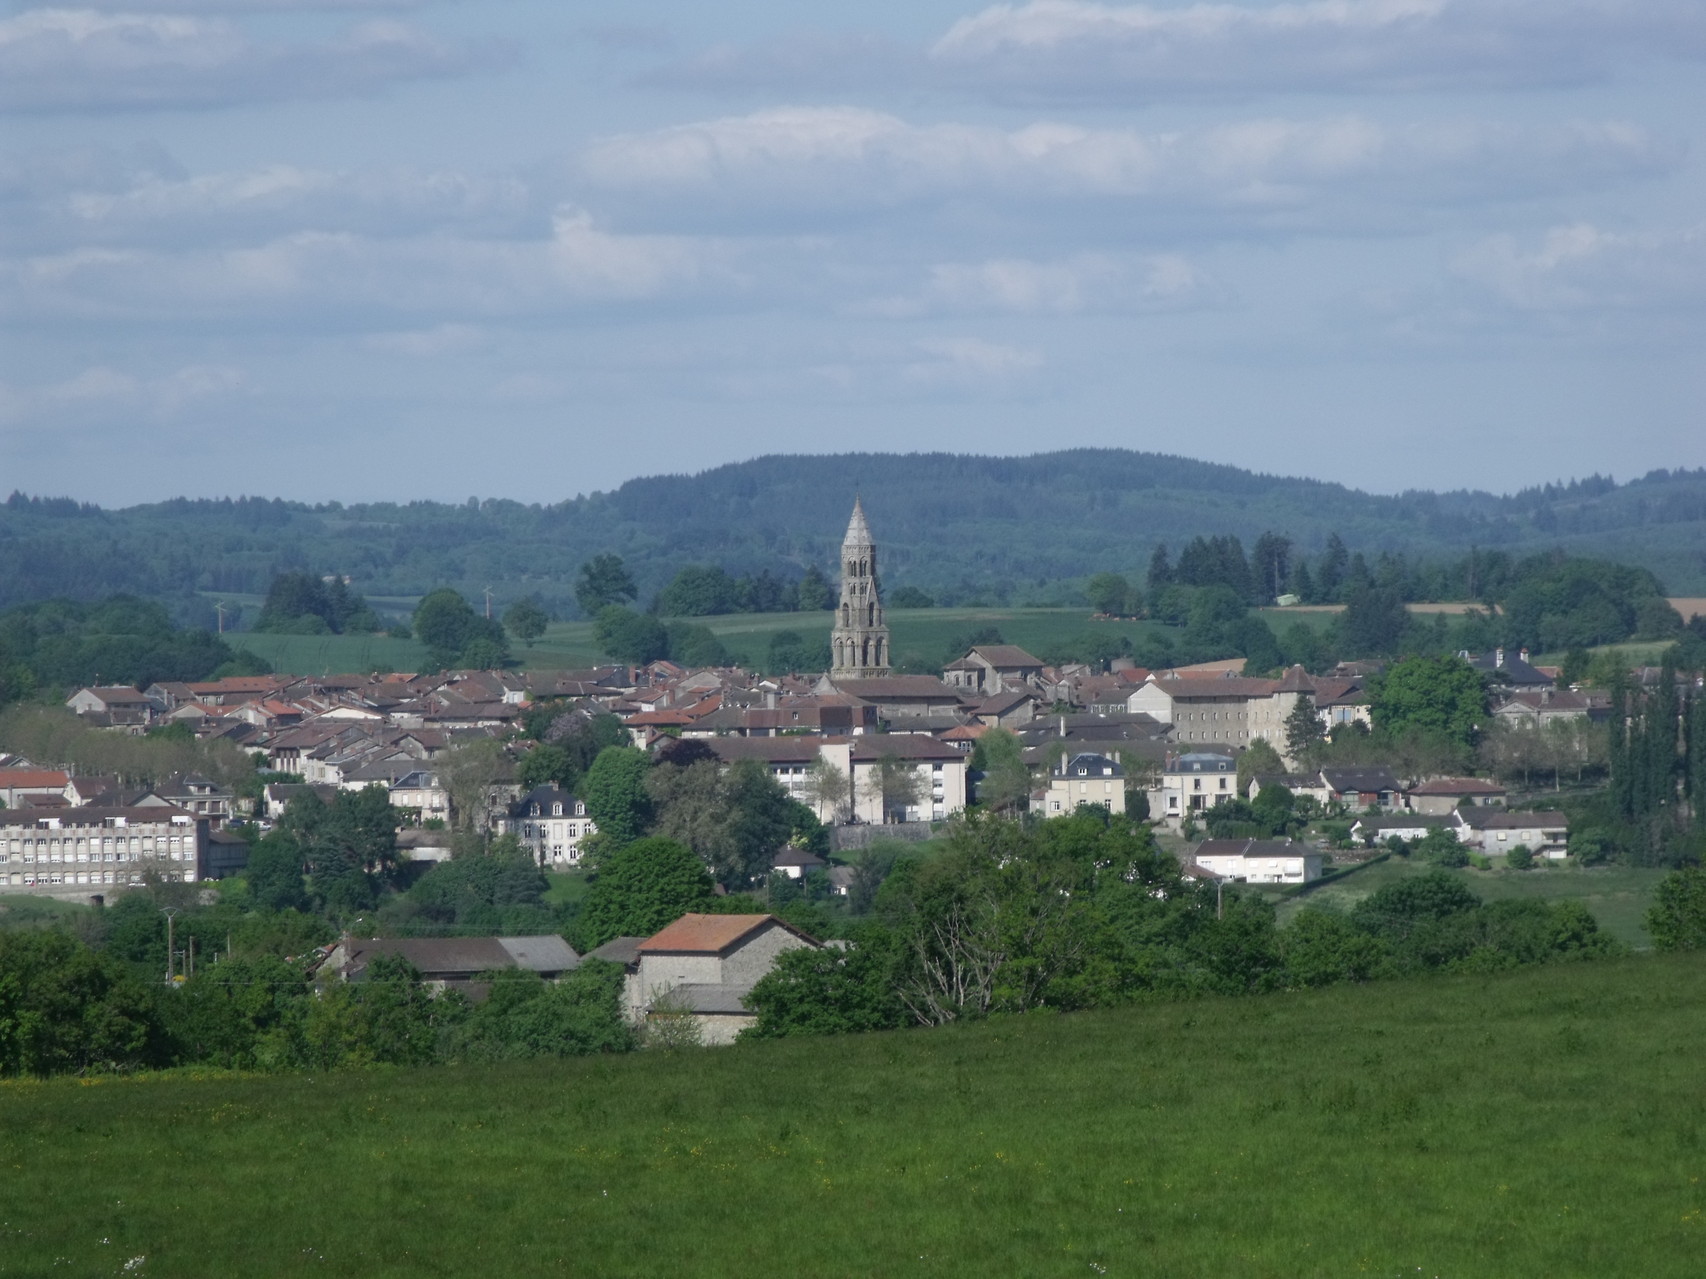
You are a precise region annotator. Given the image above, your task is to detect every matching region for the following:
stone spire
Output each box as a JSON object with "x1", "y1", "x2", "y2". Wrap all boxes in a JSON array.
[{"x1": 830, "y1": 497, "x2": 890, "y2": 677}]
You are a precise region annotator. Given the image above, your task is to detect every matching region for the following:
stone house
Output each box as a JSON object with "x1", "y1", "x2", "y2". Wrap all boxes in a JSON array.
[
  {"x1": 942, "y1": 644, "x2": 1047, "y2": 695},
  {"x1": 623, "y1": 913, "x2": 819, "y2": 1046},
  {"x1": 1406, "y1": 777, "x2": 1507, "y2": 815},
  {"x1": 1039, "y1": 752, "x2": 1127, "y2": 817}
]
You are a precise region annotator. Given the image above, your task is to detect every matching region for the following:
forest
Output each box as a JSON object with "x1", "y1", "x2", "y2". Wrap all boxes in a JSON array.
[{"x1": 4, "y1": 453, "x2": 1705, "y2": 625}]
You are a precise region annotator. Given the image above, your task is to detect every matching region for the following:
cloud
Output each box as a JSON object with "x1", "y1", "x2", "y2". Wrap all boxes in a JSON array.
[
  {"x1": 863, "y1": 252, "x2": 1223, "y2": 315},
  {"x1": 363, "y1": 323, "x2": 486, "y2": 356},
  {"x1": 1453, "y1": 222, "x2": 1706, "y2": 312},
  {"x1": 651, "y1": 0, "x2": 1706, "y2": 99},
  {"x1": 0, "y1": 9, "x2": 509, "y2": 112},
  {"x1": 0, "y1": 150, "x2": 537, "y2": 252},
  {"x1": 582, "y1": 106, "x2": 1671, "y2": 232},
  {"x1": 0, "y1": 362, "x2": 246, "y2": 429},
  {"x1": 906, "y1": 337, "x2": 1044, "y2": 386},
  {"x1": 60, "y1": 1, "x2": 429, "y2": 10},
  {"x1": 0, "y1": 206, "x2": 737, "y2": 323}
]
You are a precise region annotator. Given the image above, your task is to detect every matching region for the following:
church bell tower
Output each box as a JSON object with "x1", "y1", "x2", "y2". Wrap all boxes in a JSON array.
[{"x1": 830, "y1": 497, "x2": 891, "y2": 677}]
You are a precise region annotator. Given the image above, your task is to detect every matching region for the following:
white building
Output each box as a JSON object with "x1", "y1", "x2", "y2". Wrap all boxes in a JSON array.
[
  {"x1": 1153, "y1": 751, "x2": 1238, "y2": 828},
  {"x1": 1192, "y1": 838, "x2": 1323, "y2": 885},
  {"x1": 1040, "y1": 752, "x2": 1127, "y2": 817},
  {"x1": 0, "y1": 805, "x2": 208, "y2": 898},
  {"x1": 705, "y1": 735, "x2": 968, "y2": 826},
  {"x1": 497, "y1": 785, "x2": 596, "y2": 866}
]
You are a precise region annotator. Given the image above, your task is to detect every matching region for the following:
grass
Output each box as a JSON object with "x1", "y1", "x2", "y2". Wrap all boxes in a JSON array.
[
  {"x1": 228, "y1": 607, "x2": 1163, "y2": 676},
  {"x1": 6, "y1": 954, "x2": 1706, "y2": 1277},
  {"x1": 227, "y1": 632, "x2": 430, "y2": 676},
  {"x1": 540, "y1": 868, "x2": 590, "y2": 910},
  {"x1": 1280, "y1": 857, "x2": 1668, "y2": 949}
]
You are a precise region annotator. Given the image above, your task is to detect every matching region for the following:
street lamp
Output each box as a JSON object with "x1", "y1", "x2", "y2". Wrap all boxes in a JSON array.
[{"x1": 160, "y1": 907, "x2": 178, "y2": 985}]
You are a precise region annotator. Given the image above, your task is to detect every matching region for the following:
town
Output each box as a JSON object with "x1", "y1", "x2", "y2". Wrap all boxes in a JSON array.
[{"x1": 4, "y1": 497, "x2": 1702, "y2": 1052}]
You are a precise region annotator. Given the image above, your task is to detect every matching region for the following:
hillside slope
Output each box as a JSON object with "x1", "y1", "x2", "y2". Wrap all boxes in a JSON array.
[
  {"x1": 6, "y1": 952, "x2": 1705, "y2": 1277},
  {"x1": 5, "y1": 452, "x2": 1705, "y2": 620}
]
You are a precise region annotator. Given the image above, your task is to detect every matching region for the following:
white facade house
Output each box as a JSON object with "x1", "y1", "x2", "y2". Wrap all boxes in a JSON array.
[
  {"x1": 706, "y1": 735, "x2": 968, "y2": 825},
  {"x1": 1192, "y1": 838, "x2": 1323, "y2": 885},
  {"x1": 1153, "y1": 752, "x2": 1238, "y2": 828},
  {"x1": 498, "y1": 785, "x2": 596, "y2": 866},
  {"x1": 1041, "y1": 752, "x2": 1127, "y2": 817},
  {"x1": 1452, "y1": 809, "x2": 1569, "y2": 858}
]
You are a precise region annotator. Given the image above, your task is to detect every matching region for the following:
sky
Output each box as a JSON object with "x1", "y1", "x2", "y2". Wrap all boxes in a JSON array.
[{"x1": 2, "y1": 0, "x2": 1703, "y2": 507}]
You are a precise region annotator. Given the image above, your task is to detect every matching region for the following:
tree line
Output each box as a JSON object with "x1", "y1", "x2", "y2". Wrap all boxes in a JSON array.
[
  {"x1": 7, "y1": 456, "x2": 1705, "y2": 624},
  {"x1": 0, "y1": 596, "x2": 269, "y2": 711}
]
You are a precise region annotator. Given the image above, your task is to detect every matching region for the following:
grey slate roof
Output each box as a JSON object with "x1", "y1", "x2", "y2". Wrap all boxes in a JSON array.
[
  {"x1": 655, "y1": 984, "x2": 755, "y2": 1015},
  {"x1": 586, "y1": 937, "x2": 645, "y2": 967}
]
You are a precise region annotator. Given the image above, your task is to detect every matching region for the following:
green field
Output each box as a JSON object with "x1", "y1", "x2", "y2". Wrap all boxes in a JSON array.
[
  {"x1": 6, "y1": 953, "x2": 1705, "y2": 1276},
  {"x1": 229, "y1": 607, "x2": 1163, "y2": 676},
  {"x1": 1280, "y1": 859, "x2": 1669, "y2": 949}
]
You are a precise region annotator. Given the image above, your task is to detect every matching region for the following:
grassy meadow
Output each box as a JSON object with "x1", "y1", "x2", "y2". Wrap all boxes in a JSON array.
[
  {"x1": 1276, "y1": 858, "x2": 1669, "y2": 950},
  {"x1": 5, "y1": 953, "x2": 1705, "y2": 1277},
  {"x1": 226, "y1": 599, "x2": 1542, "y2": 677},
  {"x1": 229, "y1": 607, "x2": 1161, "y2": 676}
]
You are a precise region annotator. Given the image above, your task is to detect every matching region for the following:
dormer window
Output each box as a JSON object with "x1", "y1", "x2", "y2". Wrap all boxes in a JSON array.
[
  {"x1": 576, "y1": 803, "x2": 585, "y2": 816},
  {"x1": 530, "y1": 804, "x2": 540, "y2": 817},
  {"x1": 553, "y1": 802, "x2": 563, "y2": 816}
]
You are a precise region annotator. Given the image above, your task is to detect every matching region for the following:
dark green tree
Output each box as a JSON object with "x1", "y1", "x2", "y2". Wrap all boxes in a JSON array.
[
  {"x1": 1280, "y1": 910, "x2": 1390, "y2": 987},
  {"x1": 0, "y1": 931, "x2": 166, "y2": 1076},
  {"x1": 1085, "y1": 572, "x2": 1136, "y2": 616},
  {"x1": 577, "y1": 836, "x2": 714, "y2": 949},
  {"x1": 1369, "y1": 656, "x2": 1488, "y2": 748},
  {"x1": 593, "y1": 606, "x2": 670, "y2": 664},
  {"x1": 1284, "y1": 693, "x2": 1326, "y2": 759},
  {"x1": 1318, "y1": 533, "x2": 1349, "y2": 602},
  {"x1": 1646, "y1": 867, "x2": 1706, "y2": 951},
  {"x1": 743, "y1": 931, "x2": 906, "y2": 1038},
  {"x1": 795, "y1": 565, "x2": 833, "y2": 611},
  {"x1": 970, "y1": 728, "x2": 1032, "y2": 813},
  {"x1": 1147, "y1": 543, "x2": 1173, "y2": 593},
  {"x1": 575, "y1": 554, "x2": 637, "y2": 615},
  {"x1": 243, "y1": 832, "x2": 310, "y2": 912},
  {"x1": 503, "y1": 598, "x2": 549, "y2": 647},
  {"x1": 581, "y1": 746, "x2": 654, "y2": 846},
  {"x1": 519, "y1": 744, "x2": 574, "y2": 792},
  {"x1": 1250, "y1": 532, "x2": 1292, "y2": 602}
]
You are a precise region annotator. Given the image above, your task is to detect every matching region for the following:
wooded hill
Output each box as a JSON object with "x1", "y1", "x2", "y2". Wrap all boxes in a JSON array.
[{"x1": 5, "y1": 452, "x2": 1705, "y2": 623}]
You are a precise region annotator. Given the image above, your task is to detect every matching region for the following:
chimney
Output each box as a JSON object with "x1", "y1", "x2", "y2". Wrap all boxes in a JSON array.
[
  {"x1": 1059, "y1": 714, "x2": 1067, "y2": 738},
  {"x1": 766, "y1": 690, "x2": 777, "y2": 710},
  {"x1": 1519, "y1": 648, "x2": 1530, "y2": 664}
]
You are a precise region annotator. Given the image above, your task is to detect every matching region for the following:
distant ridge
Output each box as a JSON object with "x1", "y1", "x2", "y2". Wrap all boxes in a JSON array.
[{"x1": 4, "y1": 450, "x2": 1705, "y2": 616}]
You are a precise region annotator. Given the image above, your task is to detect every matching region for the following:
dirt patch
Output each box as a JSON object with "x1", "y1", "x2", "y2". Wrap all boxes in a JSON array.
[{"x1": 1669, "y1": 597, "x2": 1706, "y2": 622}]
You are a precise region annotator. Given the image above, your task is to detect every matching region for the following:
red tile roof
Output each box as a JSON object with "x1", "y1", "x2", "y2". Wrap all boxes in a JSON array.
[
  {"x1": 639, "y1": 913, "x2": 779, "y2": 955},
  {"x1": 0, "y1": 770, "x2": 69, "y2": 789},
  {"x1": 638, "y1": 912, "x2": 819, "y2": 955}
]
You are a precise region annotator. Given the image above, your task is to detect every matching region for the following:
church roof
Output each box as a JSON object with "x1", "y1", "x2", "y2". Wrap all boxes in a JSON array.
[{"x1": 842, "y1": 497, "x2": 873, "y2": 546}]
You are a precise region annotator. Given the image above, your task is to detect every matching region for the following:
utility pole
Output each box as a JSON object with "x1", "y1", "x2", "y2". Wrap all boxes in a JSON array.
[
  {"x1": 161, "y1": 907, "x2": 178, "y2": 985},
  {"x1": 483, "y1": 586, "x2": 494, "y2": 619},
  {"x1": 214, "y1": 602, "x2": 226, "y2": 634}
]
